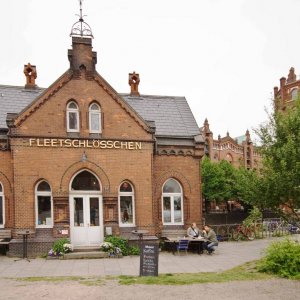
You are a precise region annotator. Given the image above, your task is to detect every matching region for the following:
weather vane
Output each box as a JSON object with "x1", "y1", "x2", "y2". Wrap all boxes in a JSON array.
[{"x1": 70, "y1": 0, "x2": 94, "y2": 38}]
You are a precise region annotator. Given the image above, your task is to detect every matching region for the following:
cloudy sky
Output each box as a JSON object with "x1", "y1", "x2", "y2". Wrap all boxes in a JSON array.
[{"x1": 1, "y1": 0, "x2": 300, "y2": 141}]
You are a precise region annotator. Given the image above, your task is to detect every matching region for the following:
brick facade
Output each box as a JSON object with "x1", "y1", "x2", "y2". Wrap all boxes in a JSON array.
[
  {"x1": 274, "y1": 67, "x2": 300, "y2": 112},
  {"x1": 201, "y1": 119, "x2": 262, "y2": 170},
  {"x1": 0, "y1": 37, "x2": 204, "y2": 256}
]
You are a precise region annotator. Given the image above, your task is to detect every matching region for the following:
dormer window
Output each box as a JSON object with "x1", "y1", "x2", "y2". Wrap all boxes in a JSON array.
[
  {"x1": 89, "y1": 103, "x2": 101, "y2": 133},
  {"x1": 67, "y1": 101, "x2": 79, "y2": 132}
]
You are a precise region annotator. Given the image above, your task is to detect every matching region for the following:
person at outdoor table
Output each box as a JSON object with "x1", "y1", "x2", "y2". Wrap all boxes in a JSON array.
[
  {"x1": 187, "y1": 222, "x2": 200, "y2": 238},
  {"x1": 202, "y1": 225, "x2": 218, "y2": 254}
]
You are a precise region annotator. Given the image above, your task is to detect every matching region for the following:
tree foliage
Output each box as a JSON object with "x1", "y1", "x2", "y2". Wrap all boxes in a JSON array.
[
  {"x1": 235, "y1": 167, "x2": 267, "y2": 210},
  {"x1": 201, "y1": 157, "x2": 237, "y2": 204},
  {"x1": 255, "y1": 99, "x2": 300, "y2": 219}
]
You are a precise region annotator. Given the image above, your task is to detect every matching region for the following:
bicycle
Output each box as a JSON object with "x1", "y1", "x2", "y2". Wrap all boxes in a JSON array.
[{"x1": 231, "y1": 224, "x2": 256, "y2": 241}]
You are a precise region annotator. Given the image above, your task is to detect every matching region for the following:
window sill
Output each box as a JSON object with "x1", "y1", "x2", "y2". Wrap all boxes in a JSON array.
[
  {"x1": 36, "y1": 225, "x2": 53, "y2": 229},
  {"x1": 119, "y1": 224, "x2": 135, "y2": 228}
]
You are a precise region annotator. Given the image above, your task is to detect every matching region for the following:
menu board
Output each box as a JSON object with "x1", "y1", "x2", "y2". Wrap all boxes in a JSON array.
[{"x1": 140, "y1": 244, "x2": 159, "y2": 276}]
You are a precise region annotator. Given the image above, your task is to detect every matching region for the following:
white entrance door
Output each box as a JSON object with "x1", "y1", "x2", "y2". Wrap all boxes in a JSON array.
[{"x1": 70, "y1": 195, "x2": 103, "y2": 246}]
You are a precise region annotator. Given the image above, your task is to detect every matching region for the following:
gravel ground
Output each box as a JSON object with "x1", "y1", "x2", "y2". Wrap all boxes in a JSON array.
[{"x1": 0, "y1": 278, "x2": 299, "y2": 300}]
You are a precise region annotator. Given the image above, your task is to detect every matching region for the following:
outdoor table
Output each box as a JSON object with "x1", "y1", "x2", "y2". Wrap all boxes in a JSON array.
[
  {"x1": 131, "y1": 229, "x2": 149, "y2": 240},
  {"x1": 16, "y1": 230, "x2": 34, "y2": 260},
  {"x1": 165, "y1": 237, "x2": 207, "y2": 255}
]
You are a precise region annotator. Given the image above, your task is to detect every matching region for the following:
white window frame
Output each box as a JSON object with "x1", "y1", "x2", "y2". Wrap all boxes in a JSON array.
[
  {"x1": 67, "y1": 101, "x2": 80, "y2": 132},
  {"x1": 162, "y1": 179, "x2": 183, "y2": 225},
  {"x1": 89, "y1": 103, "x2": 102, "y2": 133},
  {"x1": 118, "y1": 182, "x2": 135, "y2": 227},
  {"x1": 0, "y1": 183, "x2": 4, "y2": 228},
  {"x1": 35, "y1": 181, "x2": 53, "y2": 228}
]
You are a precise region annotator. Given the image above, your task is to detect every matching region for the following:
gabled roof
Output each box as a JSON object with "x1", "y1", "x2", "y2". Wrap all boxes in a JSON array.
[
  {"x1": 0, "y1": 83, "x2": 200, "y2": 138},
  {"x1": 0, "y1": 85, "x2": 44, "y2": 129},
  {"x1": 121, "y1": 94, "x2": 200, "y2": 137}
]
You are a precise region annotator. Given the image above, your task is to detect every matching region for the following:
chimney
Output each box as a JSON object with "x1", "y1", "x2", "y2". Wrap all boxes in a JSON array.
[
  {"x1": 129, "y1": 72, "x2": 140, "y2": 96},
  {"x1": 68, "y1": 37, "x2": 97, "y2": 73},
  {"x1": 280, "y1": 77, "x2": 287, "y2": 106},
  {"x1": 273, "y1": 86, "x2": 279, "y2": 98},
  {"x1": 23, "y1": 63, "x2": 37, "y2": 89},
  {"x1": 245, "y1": 129, "x2": 251, "y2": 142},
  {"x1": 287, "y1": 67, "x2": 296, "y2": 84}
]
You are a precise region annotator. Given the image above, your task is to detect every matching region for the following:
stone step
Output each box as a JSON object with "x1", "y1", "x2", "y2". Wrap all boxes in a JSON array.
[
  {"x1": 73, "y1": 246, "x2": 100, "y2": 252},
  {"x1": 63, "y1": 251, "x2": 108, "y2": 260}
]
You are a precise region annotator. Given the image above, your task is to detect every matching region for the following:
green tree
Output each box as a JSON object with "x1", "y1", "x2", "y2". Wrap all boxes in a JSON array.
[
  {"x1": 235, "y1": 167, "x2": 267, "y2": 211},
  {"x1": 201, "y1": 157, "x2": 239, "y2": 211},
  {"x1": 256, "y1": 98, "x2": 300, "y2": 220},
  {"x1": 219, "y1": 160, "x2": 238, "y2": 205},
  {"x1": 201, "y1": 156, "x2": 225, "y2": 211}
]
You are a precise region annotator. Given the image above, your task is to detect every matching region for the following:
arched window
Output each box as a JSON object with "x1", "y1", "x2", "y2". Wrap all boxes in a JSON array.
[
  {"x1": 67, "y1": 101, "x2": 79, "y2": 132},
  {"x1": 35, "y1": 181, "x2": 53, "y2": 227},
  {"x1": 291, "y1": 88, "x2": 298, "y2": 100},
  {"x1": 119, "y1": 181, "x2": 135, "y2": 226},
  {"x1": 0, "y1": 183, "x2": 4, "y2": 227},
  {"x1": 226, "y1": 153, "x2": 233, "y2": 164},
  {"x1": 89, "y1": 103, "x2": 101, "y2": 133},
  {"x1": 162, "y1": 179, "x2": 183, "y2": 225},
  {"x1": 71, "y1": 170, "x2": 101, "y2": 191}
]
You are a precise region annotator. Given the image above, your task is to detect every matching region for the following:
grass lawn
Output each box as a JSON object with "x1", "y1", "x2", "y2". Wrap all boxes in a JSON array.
[
  {"x1": 15, "y1": 261, "x2": 283, "y2": 286},
  {"x1": 118, "y1": 261, "x2": 276, "y2": 285}
]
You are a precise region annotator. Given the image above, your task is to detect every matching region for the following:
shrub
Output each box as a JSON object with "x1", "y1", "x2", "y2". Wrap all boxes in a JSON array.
[
  {"x1": 129, "y1": 245, "x2": 140, "y2": 255},
  {"x1": 52, "y1": 238, "x2": 70, "y2": 255},
  {"x1": 242, "y1": 207, "x2": 262, "y2": 227},
  {"x1": 100, "y1": 242, "x2": 114, "y2": 252},
  {"x1": 104, "y1": 236, "x2": 129, "y2": 256},
  {"x1": 257, "y1": 238, "x2": 300, "y2": 279}
]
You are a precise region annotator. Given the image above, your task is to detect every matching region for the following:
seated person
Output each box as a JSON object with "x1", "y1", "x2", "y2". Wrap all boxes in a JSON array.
[
  {"x1": 202, "y1": 225, "x2": 218, "y2": 254},
  {"x1": 187, "y1": 222, "x2": 200, "y2": 238}
]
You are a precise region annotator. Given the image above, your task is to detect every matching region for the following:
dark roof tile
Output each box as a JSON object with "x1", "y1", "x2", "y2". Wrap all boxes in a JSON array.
[{"x1": 0, "y1": 85, "x2": 44, "y2": 129}]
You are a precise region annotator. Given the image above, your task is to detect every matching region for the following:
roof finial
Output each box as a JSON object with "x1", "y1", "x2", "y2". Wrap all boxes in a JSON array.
[{"x1": 70, "y1": 0, "x2": 94, "y2": 38}]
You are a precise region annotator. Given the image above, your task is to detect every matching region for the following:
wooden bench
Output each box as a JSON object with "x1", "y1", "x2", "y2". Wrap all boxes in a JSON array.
[{"x1": 0, "y1": 229, "x2": 12, "y2": 245}]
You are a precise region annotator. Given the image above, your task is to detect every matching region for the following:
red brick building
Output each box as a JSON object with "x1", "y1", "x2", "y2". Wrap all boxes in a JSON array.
[
  {"x1": 200, "y1": 119, "x2": 261, "y2": 170},
  {"x1": 0, "y1": 18, "x2": 204, "y2": 256},
  {"x1": 274, "y1": 67, "x2": 300, "y2": 111}
]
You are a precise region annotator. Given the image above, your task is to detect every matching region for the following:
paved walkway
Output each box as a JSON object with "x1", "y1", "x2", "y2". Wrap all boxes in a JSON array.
[{"x1": 0, "y1": 236, "x2": 299, "y2": 278}]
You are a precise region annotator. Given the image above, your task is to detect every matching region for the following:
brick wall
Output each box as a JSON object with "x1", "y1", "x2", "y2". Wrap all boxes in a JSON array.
[
  {"x1": 153, "y1": 154, "x2": 202, "y2": 232},
  {"x1": 0, "y1": 151, "x2": 13, "y2": 228},
  {"x1": 1, "y1": 72, "x2": 203, "y2": 256}
]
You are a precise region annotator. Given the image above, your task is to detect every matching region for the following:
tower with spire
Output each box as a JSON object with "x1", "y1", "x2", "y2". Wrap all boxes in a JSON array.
[{"x1": 68, "y1": 0, "x2": 97, "y2": 76}]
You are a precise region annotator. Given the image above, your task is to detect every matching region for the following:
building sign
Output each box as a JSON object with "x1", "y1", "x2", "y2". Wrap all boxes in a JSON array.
[{"x1": 28, "y1": 138, "x2": 142, "y2": 150}]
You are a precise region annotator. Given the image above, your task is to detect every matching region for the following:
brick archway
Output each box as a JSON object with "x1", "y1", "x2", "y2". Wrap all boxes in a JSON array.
[
  {"x1": 154, "y1": 170, "x2": 193, "y2": 227},
  {"x1": 0, "y1": 171, "x2": 12, "y2": 193},
  {"x1": 59, "y1": 160, "x2": 110, "y2": 194},
  {"x1": 154, "y1": 170, "x2": 192, "y2": 197}
]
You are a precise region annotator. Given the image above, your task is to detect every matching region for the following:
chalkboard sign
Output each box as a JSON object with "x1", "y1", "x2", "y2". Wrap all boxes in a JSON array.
[{"x1": 140, "y1": 244, "x2": 159, "y2": 276}]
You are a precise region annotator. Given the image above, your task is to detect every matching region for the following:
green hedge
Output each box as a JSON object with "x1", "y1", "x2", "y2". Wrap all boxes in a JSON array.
[{"x1": 258, "y1": 239, "x2": 300, "y2": 279}]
